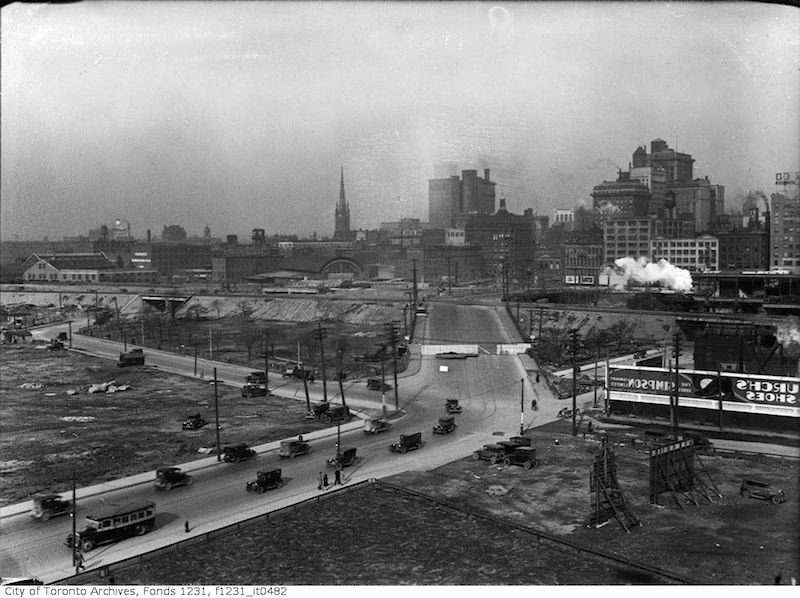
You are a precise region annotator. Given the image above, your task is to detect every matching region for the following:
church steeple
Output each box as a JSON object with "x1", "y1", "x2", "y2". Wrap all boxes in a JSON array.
[{"x1": 334, "y1": 164, "x2": 351, "y2": 239}]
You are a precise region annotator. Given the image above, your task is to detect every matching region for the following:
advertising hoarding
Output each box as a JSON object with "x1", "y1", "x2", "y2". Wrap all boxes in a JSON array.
[{"x1": 608, "y1": 365, "x2": 800, "y2": 417}]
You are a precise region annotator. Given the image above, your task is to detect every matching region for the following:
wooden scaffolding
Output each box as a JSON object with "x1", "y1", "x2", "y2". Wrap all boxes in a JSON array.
[
  {"x1": 649, "y1": 439, "x2": 723, "y2": 509},
  {"x1": 590, "y1": 435, "x2": 641, "y2": 533}
]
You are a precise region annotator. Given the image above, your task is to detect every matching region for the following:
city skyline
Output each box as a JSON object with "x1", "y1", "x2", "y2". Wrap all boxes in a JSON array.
[{"x1": 1, "y1": 1, "x2": 798, "y2": 241}]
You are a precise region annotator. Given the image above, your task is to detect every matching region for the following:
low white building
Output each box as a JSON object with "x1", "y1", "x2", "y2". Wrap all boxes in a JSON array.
[{"x1": 650, "y1": 234, "x2": 719, "y2": 272}]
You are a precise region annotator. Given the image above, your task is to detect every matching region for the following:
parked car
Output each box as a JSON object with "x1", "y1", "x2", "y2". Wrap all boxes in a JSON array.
[
  {"x1": 307, "y1": 402, "x2": 330, "y2": 421},
  {"x1": 472, "y1": 444, "x2": 507, "y2": 464},
  {"x1": 683, "y1": 431, "x2": 715, "y2": 454},
  {"x1": 279, "y1": 439, "x2": 311, "y2": 459},
  {"x1": 246, "y1": 371, "x2": 266, "y2": 384},
  {"x1": 46, "y1": 339, "x2": 64, "y2": 351},
  {"x1": 30, "y1": 493, "x2": 71, "y2": 521},
  {"x1": 363, "y1": 418, "x2": 392, "y2": 435},
  {"x1": 390, "y1": 432, "x2": 423, "y2": 454},
  {"x1": 117, "y1": 348, "x2": 145, "y2": 368},
  {"x1": 740, "y1": 479, "x2": 786, "y2": 504},
  {"x1": 241, "y1": 382, "x2": 268, "y2": 397},
  {"x1": 503, "y1": 446, "x2": 540, "y2": 470},
  {"x1": 246, "y1": 469, "x2": 283, "y2": 493},
  {"x1": 154, "y1": 466, "x2": 192, "y2": 490},
  {"x1": 223, "y1": 443, "x2": 257, "y2": 463},
  {"x1": 182, "y1": 414, "x2": 208, "y2": 430},
  {"x1": 432, "y1": 416, "x2": 457, "y2": 435},
  {"x1": 367, "y1": 378, "x2": 392, "y2": 392},
  {"x1": 557, "y1": 407, "x2": 581, "y2": 419},
  {"x1": 321, "y1": 405, "x2": 350, "y2": 424},
  {"x1": 326, "y1": 447, "x2": 358, "y2": 468},
  {"x1": 445, "y1": 399, "x2": 463, "y2": 414}
]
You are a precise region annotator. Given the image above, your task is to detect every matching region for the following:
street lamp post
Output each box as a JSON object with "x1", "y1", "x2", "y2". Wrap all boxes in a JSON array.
[{"x1": 214, "y1": 367, "x2": 221, "y2": 461}]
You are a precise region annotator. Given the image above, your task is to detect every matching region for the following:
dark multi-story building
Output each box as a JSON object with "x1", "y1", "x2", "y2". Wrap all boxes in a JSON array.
[
  {"x1": 563, "y1": 229, "x2": 603, "y2": 285},
  {"x1": 428, "y1": 168, "x2": 495, "y2": 229},
  {"x1": 464, "y1": 200, "x2": 536, "y2": 287},
  {"x1": 632, "y1": 138, "x2": 695, "y2": 183},
  {"x1": 591, "y1": 171, "x2": 651, "y2": 217},
  {"x1": 769, "y1": 171, "x2": 799, "y2": 273},
  {"x1": 667, "y1": 176, "x2": 725, "y2": 234}
]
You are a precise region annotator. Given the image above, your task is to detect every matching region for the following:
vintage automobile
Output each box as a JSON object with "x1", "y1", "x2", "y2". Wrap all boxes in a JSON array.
[
  {"x1": 279, "y1": 439, "x2": 311, "y2": 459},
  {"x1": 740, "y1": 479, "x2": 786, "y2": 504},
  {"x1": 117, "y1": 348, "x2": 145, "y2": 368},
  {"x1": 326, "y1": 447, "x2": 358, "y2": 468},
  {"x1": 246, "y1": 371, "x2": 267, "y2": 384},
  {"x1": 683, "y1": 431, "x2": 715, "y2": 454},
  {"x1": 181, "y1": 414, "x2": 208, "y2": 430},
  {"x1": 390, "y1": 432, "x2": 423, "y2": 454},
  {"x1": 557, "y1": 407, "x2": 582, "y2": 419},
  {"x1": 246, "y1": 469, "x2": 283, "y2": 493},
  {"x1": 366, "y1": 378, "x2": 392, "y2": 392},
  {"x1": 306, "y1": 402, "x2": 330, "y2": 420},
  {"x1": 222, "y1": 443, "x2": 257, "y2": 463},
  {"x1": 321, "y1": 405, "x2": 350, "y2": 424},
  {"x1": 282, "y1": 366, "x2": 315, "y2": 381},
  {"x1": 503, "y1": 446, "x2": 540, "y2": 470},
  {"x1": 445, "y1": 399, "x2": 463, "y2": 414},
  {"x1": 30, "y1": 494, "x2": 71, "y2": 521},
  {"x1": 154, "y1": 466, "x2": 192, "y2": 490},
  {"x1": 472, "y1": 444, "x2": 508, "y2": 464},
  {"x1": 432, "y1": 416, "x2": 457, "y2": 435},
  {"x1": 46, "y1": 339, "x2": 65, "y2": 351},
  {"x1": 241, "y1": 382, "x2": 268, "y2": 397},
  {"x1": 363, "y1": 418, "x2": 392, "y2": 435},
  {"x1": 435, "y1": 351, "x2": 468, "y2": 360}
]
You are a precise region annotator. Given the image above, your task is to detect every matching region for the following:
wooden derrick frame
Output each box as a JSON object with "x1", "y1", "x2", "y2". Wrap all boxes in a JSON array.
[
  {"x1": 649, "y1": 439, "x2": 722, "y2": 509},
  {"x1": 590, "y1": 436, "x2": 641, "y2": 533}
]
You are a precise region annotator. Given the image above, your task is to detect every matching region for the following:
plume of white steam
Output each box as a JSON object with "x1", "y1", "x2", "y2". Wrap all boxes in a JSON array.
[{"x1": 606, "y1": 257, "x2": 694, "y2": 292}]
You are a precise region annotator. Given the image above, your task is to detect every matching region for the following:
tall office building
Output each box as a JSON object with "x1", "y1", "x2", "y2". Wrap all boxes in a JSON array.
[
  {"x1": 428, "y1": 168, "x2": 496, "y2": 229},
  {"x1": 770, "y1": 171, "x2": 800, "y2": 272},
  {"x1": 334, "y1": 165, "x2": 351, "y2": 240},
  {"x1": 632, "y1": 138, "x2": 695, "y2": 183}
]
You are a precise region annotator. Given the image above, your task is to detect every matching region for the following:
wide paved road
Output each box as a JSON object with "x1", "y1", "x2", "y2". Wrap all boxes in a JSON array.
[{"x1": 3, "y1": 304, "x2": 539, "y2": 582}]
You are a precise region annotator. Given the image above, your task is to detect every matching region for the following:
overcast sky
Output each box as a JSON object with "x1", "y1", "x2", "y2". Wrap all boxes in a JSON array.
[{"x1": 1, "y1": 1, "x2": 798, "y2": 241}]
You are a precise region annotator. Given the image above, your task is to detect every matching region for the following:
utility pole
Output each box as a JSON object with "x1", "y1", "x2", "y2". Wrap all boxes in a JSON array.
[
  {"x1": 380, "y1": 349, "x2": 387, "y2": 418},
  {"x1": 263, "y1": 328, "x2": 270, "y2": 395},
  {"x1": 520, "y1": 378, "x2": 525, "y2": 435},
  {"x1": 386, "y1": 321, "x2": 400, "y2": 410},
  {"x1": 402, "y1": 304, "x2": 408, "y2": 340},
  {"x1": 71, "y1": 470, "x2": 78, "y2": 575},
  {"x1": 594, "y1": 340, "x2": 601, "y2": 408},
  {"x1": 68, "y1": 321, "x2": 73, "y2": 349},
  {"x1": 672, "y1": 331, "x2": 682, "y2": 437},
  {"x1": 570, "y1": 329, "x2": 580, "y2": 436},
  {"x1": 314, "y1": 322, "x2": 328, "y2": 402},
  {"x1": 214, "y1": 367, "x2": 221, "y2": 461},
  {"x1": 336, "y1": 348, "x2": 347, "y2": 411},
  {"x1": 411, "y1": 259, "x2": 419, "y2": 312}
]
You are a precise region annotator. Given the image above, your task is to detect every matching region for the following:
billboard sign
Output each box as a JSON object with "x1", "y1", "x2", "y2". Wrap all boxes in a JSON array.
[{"x1": 609, "y1": 366, "x2": 799, "y2": 407}]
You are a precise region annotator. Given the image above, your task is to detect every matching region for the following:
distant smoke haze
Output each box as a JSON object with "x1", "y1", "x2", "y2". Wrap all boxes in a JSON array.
[{"x1": 606, "y1": 257, "x2": 694, "y2": 293}]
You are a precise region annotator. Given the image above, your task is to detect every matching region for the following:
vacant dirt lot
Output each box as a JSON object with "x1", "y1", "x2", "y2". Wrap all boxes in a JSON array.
[
  {"x1": 90, "y1": 419, "x2": 798, "y2": 585},
  {"x1": 0, "y1": 344, "x2": 331, "y2": 503}
]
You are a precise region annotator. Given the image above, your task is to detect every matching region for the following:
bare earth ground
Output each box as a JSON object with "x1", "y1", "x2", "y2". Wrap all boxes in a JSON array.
[
  {"x1": 0, "y1": 344, "x2": 330, "y2": 503},
  {"x1": 3, "y1": 342, "x2": 798, "y2": 585}
]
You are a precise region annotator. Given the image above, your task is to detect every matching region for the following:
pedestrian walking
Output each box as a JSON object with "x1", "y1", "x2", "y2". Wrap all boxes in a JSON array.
[
  {"x1": 535, "y1": 373, "x2": 540, "y2": 384},
  {"x1": 323, "y1": 473, "x2": 329, "y2": 488},
  {"x1": 318, "y1": 471, "x2": 325, "y2": 490},
  {"x1": 298, "y1": 434, "x2": 303, "y2": 442},
  {"x1": 334, "y1": 468, "x2": 342, "y2": 485},
  {"x1": 184, "y1": 520, "x2": 190, "y2": 533},
  {"x1": 74, "y1": 550, "x2": 85, "y2": 572}
]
